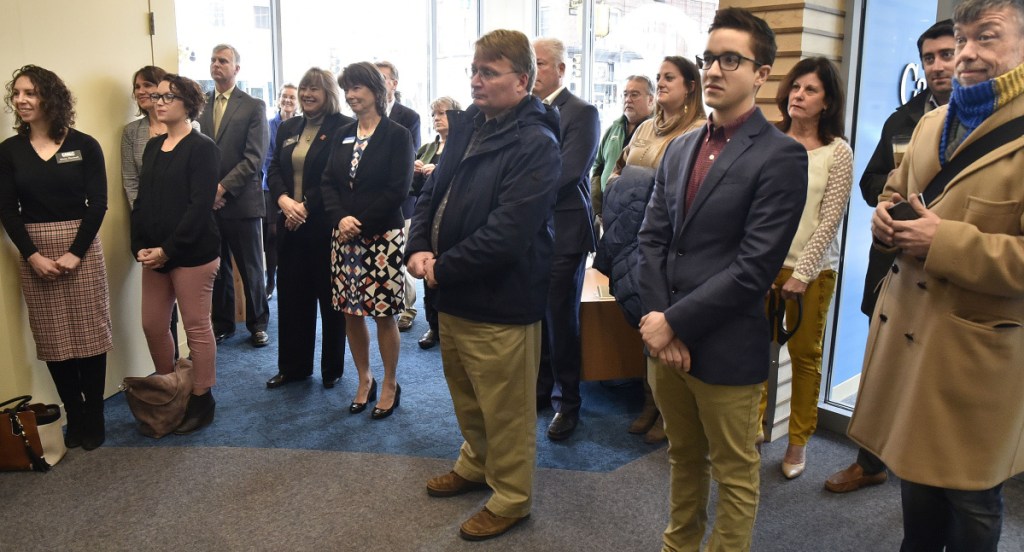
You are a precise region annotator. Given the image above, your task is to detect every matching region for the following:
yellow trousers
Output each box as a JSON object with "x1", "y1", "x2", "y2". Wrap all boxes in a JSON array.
[
  {"x1": 759, "y1": 268, "x2": 837, "y2": 446},
  {"x1": 650, "y1": 358, "x2": 762, "y2": 552},
  {"x1": 439, "y1": 313, "x2": 541, "y2": 518}
]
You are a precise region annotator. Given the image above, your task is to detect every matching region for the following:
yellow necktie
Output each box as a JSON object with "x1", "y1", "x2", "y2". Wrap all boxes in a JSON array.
[{"x1": 213, "y1": 94, "x2": 227, "y2": 138}]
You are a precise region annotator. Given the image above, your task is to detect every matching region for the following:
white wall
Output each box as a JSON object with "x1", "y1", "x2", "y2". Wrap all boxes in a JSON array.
[
  {"x1": 0, "y1": 0, "x2": 178, "y2": 403},
  {"x1": 481, "y1": 1, "x2": 535, "y2": 35}
]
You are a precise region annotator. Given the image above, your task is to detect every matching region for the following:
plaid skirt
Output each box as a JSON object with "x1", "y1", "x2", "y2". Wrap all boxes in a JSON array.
[
  {"x1": 19, "y1": 220, "x2": 113, "y2": 362},
  {"x1": 330, "y1": 227, "x2": 405, "y2": 317}
]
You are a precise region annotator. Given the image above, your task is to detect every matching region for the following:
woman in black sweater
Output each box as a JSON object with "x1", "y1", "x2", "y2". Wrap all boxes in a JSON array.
[
  {"x1": 131, "y1": 74, "x2": 221, "y2": 435},
  {"x1": 0, "y1": 65, "x2": 112, "y2": 451}
]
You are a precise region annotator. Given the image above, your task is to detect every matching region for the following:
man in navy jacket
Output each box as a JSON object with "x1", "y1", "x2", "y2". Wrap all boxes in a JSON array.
[
  {"x1": 407, "y1": 29, "x2": 560, "y2": 542},
  {"x1": 637, "y1": 9, "x2": 806, "y2": 550}
]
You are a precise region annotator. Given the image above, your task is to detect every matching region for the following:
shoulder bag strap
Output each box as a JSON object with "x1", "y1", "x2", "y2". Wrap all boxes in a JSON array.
[{"x1": 923, "y1": 115, "x2": 1024, "y2": 206}]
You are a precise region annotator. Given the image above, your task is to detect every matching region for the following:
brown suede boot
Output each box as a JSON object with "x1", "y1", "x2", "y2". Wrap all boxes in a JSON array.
[
  {"x1": 629, "y1": 379, "x2": 659, "y2": 434},
  {"x1": 644, "y1": 414, "x2": 667, "y2": 444}
]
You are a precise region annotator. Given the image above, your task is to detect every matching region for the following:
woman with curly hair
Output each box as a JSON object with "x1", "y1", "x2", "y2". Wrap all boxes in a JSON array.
[
  {"x1": 0, "y1": 65, "x2": 112, "y2": 450},
  {"x1": 131, "y1": 74, "x2": 222, "y2": 435}
]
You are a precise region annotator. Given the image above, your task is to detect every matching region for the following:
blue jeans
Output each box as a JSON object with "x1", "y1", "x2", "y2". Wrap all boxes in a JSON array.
[{"x1": 900, "y1": 479, "x2": 1003, "y2": 552}]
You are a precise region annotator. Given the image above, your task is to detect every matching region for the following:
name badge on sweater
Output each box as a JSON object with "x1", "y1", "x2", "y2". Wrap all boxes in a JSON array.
[
  {"x1": 282, "y1": 136, "x2": 299, "y2": 148},
  {"x1": 341, "y1": 136, "x2": 355, "y2": 145},
  {"x1": 56, "y1": 150, "x2": 83, "y2": 163}
]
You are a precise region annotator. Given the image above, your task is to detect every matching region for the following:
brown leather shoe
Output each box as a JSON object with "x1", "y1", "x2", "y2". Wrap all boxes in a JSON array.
[
  {"x1": 459, "y1": 507, "x2": 528, "y2": 541},
  {"x1": 426, "y1": 471, "x2": 489, "y2": 497},
  {"x1": 824, "y1": 462, "x2": 887, "y2": 493}
]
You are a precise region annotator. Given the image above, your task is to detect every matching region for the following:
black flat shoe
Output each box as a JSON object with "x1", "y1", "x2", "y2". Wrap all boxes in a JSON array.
[
  {"x1": 371, "y1": 384, "x2": 401, "y2": 420},
  {"x1": 266, "y1": 373, "x2": 307, "y2": 389},
  {"x1": 349, "y1": 379, "x2": 377, "y2": 414},
  {"x1": 175, "y1": 391, "x2": 216, "y2": 435},
  {"x1": 214, "y1": 330, "x2": 235, "y2": 344},
  {"x1": 323, "y1": 375, "x2": 341, "y2": 389}
]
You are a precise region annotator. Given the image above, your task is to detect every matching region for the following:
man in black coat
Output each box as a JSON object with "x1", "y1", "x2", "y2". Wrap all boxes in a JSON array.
[
  {"x1": 532, "y1": 38, "x2": 600, "y2": 441},
  {"x1": 825, "y1": 18, "x2": 954, "y2": 494},
  {"x1": 198, "y1": 44, "x2": 271, "y2": 347},
  {"x1": 375, "y1": 61, "x2": 422, "y2": 333}
]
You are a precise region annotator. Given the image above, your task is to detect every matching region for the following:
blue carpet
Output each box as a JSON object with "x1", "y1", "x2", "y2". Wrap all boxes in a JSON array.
[{"x1": 104, "y1": 282, "x2": 659, "y2": 471}]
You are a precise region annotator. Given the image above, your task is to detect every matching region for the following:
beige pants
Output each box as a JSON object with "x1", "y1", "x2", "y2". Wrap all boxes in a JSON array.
[
  {"x1": 439, "y1": 313, "x2": 541, "y2": 518},
  {"x1": 649, "y1": 358, "x2": 762, "y2": 552}
]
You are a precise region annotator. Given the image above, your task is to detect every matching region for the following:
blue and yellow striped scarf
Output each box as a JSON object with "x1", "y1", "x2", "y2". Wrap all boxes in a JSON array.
[{"x1": 940, "y1": 62, "x2": 1024, "y2": 165}]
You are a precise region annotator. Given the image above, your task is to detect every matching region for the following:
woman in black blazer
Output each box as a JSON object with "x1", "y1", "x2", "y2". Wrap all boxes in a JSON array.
[
  {"x1": 132, "y1": 74, "x2": 221, "y2": 435},
  {"x1": 265, "y1": 67, "x2": 354, "y2": 390},
  {"x1": 322, "y1": 62, "x2": 413, "y2": 419}
]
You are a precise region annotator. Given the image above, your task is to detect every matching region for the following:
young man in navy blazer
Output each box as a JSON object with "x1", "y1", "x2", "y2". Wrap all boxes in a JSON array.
[{"x1": 636, "y1": 8, "x2": 807, "y2": 551}]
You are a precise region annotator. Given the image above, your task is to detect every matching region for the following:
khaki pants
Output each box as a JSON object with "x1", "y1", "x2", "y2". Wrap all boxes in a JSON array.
[
  {"x1": 439, "y1": 313, "x2": 541, "y2": 518},
  {"x1": 650, "y1": 358, "x2": 761, "y2": 552}
]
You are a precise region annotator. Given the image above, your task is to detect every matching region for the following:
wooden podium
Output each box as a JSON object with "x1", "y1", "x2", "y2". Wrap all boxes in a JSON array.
[{"x1": 579, "y1": 269, "x2": 646, "y2": 381}]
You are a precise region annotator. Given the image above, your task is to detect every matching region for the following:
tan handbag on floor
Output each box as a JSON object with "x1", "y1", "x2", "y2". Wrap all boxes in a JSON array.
[
  {"x1": 121, "y1": 358, "x2": 194, "y2": 438},
  {"x1": 1, "y1": 395, "x2": 64, "y2": 472}
]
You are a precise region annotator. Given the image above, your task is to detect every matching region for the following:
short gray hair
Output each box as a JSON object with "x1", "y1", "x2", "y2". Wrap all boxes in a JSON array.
[
  {"x1": 626, "y1": 75, "x2": 654, "y2": 95},
  {"x1": 429, "y1": 96, "x2": 462, "y2": 113},
  {"x1": 954, "y1": 0, "x2": 1024, "y2": 28},
  {"x1": 533, "y1": 37, "x2": 566, "y2": 65},
  {"x1": 212, "y1": 44, "x2": 241, "y2": 64}
]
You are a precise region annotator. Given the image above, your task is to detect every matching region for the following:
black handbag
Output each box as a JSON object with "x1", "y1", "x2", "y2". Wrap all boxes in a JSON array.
[{"x1": 1, "y1": 395, "x2": 62, "y2": 472}]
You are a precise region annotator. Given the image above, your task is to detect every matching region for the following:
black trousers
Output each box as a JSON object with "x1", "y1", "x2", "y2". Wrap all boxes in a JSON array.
[
  {"x1": 263, "y1": 190, "x2": 279, "y2": 291},
  {"x1": 276, "y1": 219, "x2": 345, "y2": 380},
  {"x1": 900, "y1": 479, "x2": 1003, "y2": 552},
  {"x1": 212, "y1": 216, "x2": 269, "y2": 335},
  {"x1": 423, "y1": 284, "x2": 438, "y2": 334},
  {"x1": 537, "y1": 251, "x2": 587, "y2": 416}
]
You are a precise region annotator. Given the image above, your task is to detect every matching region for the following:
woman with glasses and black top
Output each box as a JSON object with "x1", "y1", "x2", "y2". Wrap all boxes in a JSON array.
[
  {"x1": 0, "y1": 65, "x2": 112, "y2": 450},
  {"x1": 131, "y1": 74, "x2": 222, "y2": 435}
]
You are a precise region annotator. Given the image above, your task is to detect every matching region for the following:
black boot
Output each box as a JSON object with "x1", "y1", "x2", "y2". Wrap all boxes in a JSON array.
[
  {"x1": 79, "y1": 354, "x2": 107, "y2": 451},
  {"x1": 47, "y1": 360, "x2": 84, "y2": 448},
  {"x1": 175, "y1": 391, "x2": 216, "y2": 435}
]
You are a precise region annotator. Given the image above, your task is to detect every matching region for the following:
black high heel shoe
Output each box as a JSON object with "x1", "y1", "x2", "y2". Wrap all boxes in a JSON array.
[
  {"x1": 349, "y1": 379, "x2": 377, "y2": 414},
  {"x1": 371, "y1": 384, "x2": 401, "y2": 420}
]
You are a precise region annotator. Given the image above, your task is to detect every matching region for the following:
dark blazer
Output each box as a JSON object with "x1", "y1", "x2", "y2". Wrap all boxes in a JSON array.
[
  {"x1": 637, "y1": 109, "x2": 807, "y2": 386},
  {"x1": 131, "y1": 130, "x2": 222, "y2": 271},
  {"x1": 197, "y1": 87, "x2": 269, "y2": 219},
  {"x1": 389, "y1": 101, "x2": 422, "y2": 151},
  {"x1": 267, "y1": 112, "x2": 354, "y2": 233},
  {"x1": 550, "y1": 88, "x2": 600, "y2": 255},
  {"x1": 407, "y1": 97, "x2": 562, "y2": 325},
  {"x1": 859, "y1": 92, "x2": 930, "y2": 316},
  {"x1": 320, "y1": 117, "x2": 414, "y2": 236}
]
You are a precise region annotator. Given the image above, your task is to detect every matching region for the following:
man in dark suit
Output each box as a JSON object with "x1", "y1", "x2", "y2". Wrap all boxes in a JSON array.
[
  {"x1": 198, "y1": 44, "x2": 271, "y2": 347},
  {"x1": 532, "y1": 37, "x2": 600, "y2": 441},
  {"x1": 636, "y1": 9, "x2": 806, "y2": 550},
  {"x1": 824, "y1": 18, "x2": 954, "y2": 494},
  {"x1": 375, "y1": 61, "x2": 422, "y2": 333}
]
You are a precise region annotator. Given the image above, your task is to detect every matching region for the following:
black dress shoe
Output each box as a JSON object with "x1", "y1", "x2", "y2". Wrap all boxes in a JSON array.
[
  {"x1": 323, "y1": 376, "x2": 341, "y2": 389},
  {"x1": 175, "y1": 391, "x2": 216, "y2": 435},
  {"x1": 214, "y1": 330, "x2": 235, "y2": 344},
  {"x1": 371, "y1": 384, "x2": 401, "y2": 420},
  {"x1": 547, "y1": 412, "x2": 579, "y2": 441},
  {"x1": 418, "y1": 329, "x2": 438, "y2": 349},
  {"x1": 266, "y1": 373, "x2": 307, "y2": 389},
  {"x1": 349, "y1": 379, "x2": 377, "y2": 414},
  {"x1": 251, "y1": 331, "x2": 270, "y2": 347}
]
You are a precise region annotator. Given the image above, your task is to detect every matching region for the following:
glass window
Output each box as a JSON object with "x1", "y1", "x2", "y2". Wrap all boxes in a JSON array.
[
  {"x1": 175, "y1": 0, "x2": 276, "y2": 114},
  {"x1": 253, "y1": 6, "x2": 270, "y2": 29},
  {"x1": 537, "y1": 0, "x2": 584, "y2": 98},
  {"x1": 435, "y1": 0, "x2": 479, "y2": 114},
  {"x1": 277, "y1": 0, "x2": 430, "y2": 142},
  {"x1": 592, "y1": 0, "x2": 716, "y2": 125}
]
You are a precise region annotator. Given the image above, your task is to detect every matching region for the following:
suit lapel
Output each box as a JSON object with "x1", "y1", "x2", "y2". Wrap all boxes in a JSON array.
[
  {"x1": 669, "y1": 131, "x2": 703, "y2": 233},
  {"x1": 679, "y1": 115, "x2": 761, "y2": 233},
  {"x1": 215, "y1": 92, "x2": 243, "y2": 144}
]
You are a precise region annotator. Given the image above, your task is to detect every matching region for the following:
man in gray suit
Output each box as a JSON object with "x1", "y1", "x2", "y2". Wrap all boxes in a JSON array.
[
  {"x1": 198, "y1": 44, "x2": 271, "y2": 347},
  {"x1": 637, "y1": 9, "x2": 806, "y2": 550}
]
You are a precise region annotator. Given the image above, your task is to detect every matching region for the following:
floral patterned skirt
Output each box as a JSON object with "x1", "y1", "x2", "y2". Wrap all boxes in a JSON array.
[{"x1": 330, "y1": 227, "x2": 405, "y2": 317}]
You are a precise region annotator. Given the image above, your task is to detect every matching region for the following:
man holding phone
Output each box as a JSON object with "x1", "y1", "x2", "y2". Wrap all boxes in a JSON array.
[{"x1": 824, "y1": 18, "x2": 954, "y2": 494}]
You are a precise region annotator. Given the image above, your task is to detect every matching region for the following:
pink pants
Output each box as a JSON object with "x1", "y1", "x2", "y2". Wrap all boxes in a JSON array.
[{"x1": 141, "y1": 259, "x2": 219, "y2": 389}]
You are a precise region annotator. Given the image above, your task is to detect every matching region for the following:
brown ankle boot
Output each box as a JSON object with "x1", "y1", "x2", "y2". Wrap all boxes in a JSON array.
[
  {"x1": 644, "y1": 414, "x2": 667, "y2": 444},
  {"x1": 629, "y1": 379, "x2": 659, "y2": 434}
]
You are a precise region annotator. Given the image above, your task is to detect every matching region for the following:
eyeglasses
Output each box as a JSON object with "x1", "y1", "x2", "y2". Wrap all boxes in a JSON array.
[
  {"x1": 696, "y1": 52, "x2": 763, "y2": 72},
  {"x1": 148, "y1": 93, "x2": 181, "y2": 104},
  {"x1": 466, "y1": 66, "x2": 518, "y2": 81},
  {"x1": 622, "y1": 90, "x2": 647, "y2": 100}
]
